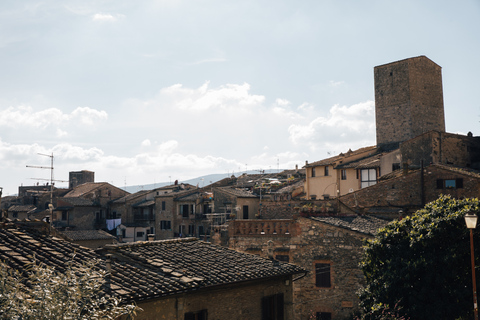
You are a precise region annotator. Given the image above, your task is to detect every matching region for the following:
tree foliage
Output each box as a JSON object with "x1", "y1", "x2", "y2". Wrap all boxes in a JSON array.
[
  {"x1": 359, "y1": 195, "x2": 480, "y2": 320},
  {"x1": 0, "y1": 258, "x2": 140, "y2": 320}
]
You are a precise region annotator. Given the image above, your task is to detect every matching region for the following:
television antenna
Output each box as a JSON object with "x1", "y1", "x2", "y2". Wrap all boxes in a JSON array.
[{"x1": 26, "y1": 153, "x2": 60, "y2": 229}]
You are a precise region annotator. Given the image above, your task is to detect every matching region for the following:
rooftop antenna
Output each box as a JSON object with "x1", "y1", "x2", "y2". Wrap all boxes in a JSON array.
[{"x1": 26, "y1": 153, "x2": 56, "y2": 230}]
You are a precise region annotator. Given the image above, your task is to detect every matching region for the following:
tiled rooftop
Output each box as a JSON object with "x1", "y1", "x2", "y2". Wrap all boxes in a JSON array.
[
  {"x1": 60, "y1": 229, "x2": 117, "y2": 241},
  {"x1": 0, "y1": 225, "x2": 305, "y2": 303},
  {"x1": 7, "y1": 205, "x2": 37, "y2": 212},
  {"x1": 305, "y1": 146, "x2": 377, "y2": 167},
  {"x1": 311, "y1": 215, "x2": 390, "y2": 236},
  {"x1": 216, "y1": 186, "x2": 258, "y2": 198},
  {"x1": 63, "y1": 182, "x2": 109, "y2": 197},
  {"x1": 59, "y1": 197, "x2": 95, "y2": 206},
  {"x1": 100, "y1": 238, "x2": 305, "y2": 299}
]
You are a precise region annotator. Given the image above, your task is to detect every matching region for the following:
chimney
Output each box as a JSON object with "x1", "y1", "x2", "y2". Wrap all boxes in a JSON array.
[{"x1": 147, "y1": 234, "x2": 155, "y2": 241}]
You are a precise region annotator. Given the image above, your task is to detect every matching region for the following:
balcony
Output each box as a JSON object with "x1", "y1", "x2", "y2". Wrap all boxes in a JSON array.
[{"x1": 232, "y1": 220, "x2": 294, "y2": 237}]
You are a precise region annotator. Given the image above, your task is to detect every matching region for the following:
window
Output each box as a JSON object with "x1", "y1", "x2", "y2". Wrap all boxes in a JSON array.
[
  {"x1": 136, "y1": 231, "x2": 144, "y2": 238},
  {"x1": 160, "y1": 220, "x2": 171, "y2": 230},
  {"x1": 275, "y1": 255, "x2": 289, "y2": 263},
  {"x1": 437, "y1": 178, "x2": 463, "y2": 189},
  {"x1": 12, "y1": 212, "x2": 18, "y2": 218},
  {"x1": 341, "y1": 169, "x2": 347, "y2": 180},
  {"x1": 188, "y1": 224, "x2": 195, "y2": 236},
  {"x1": 324, "y1": 166, "x2": 329, "y2": 176},
  {"x1": 262, "y1": 293, "x2": 284, "y2": 320},
  {"x1": 180, "y1": 204, "x2": 190, "y2": 218},
  {"x1": 198, "y1": 225, "x2": 205, "y2": 235},
  {"x1": 184, "y1": 309, "x2": 207, "y2": 320},
  {"x1": 392, "y1": 163, "x2": 401, "y2": 171},
  {"x1": 360, "y1": 169, "x2": 377, "y2": 188},
  {"x1": 61, "y1": 211, "x2": 68, "y2": 221},
  {"x1": 315, "y1": 263, "x2": 331, "y2": 288},
  {"x1": 162, "y1": 201, "x2": 166, "y2": 210},
  {"x1": 179, "y1": 225, "x2": 186, "y2": 236},
  {"x1": 243, "y1": 205, "x2": 249, "y2": 219},
  {"x1": 316, "y1": 312, "x2": 332, "y2": 320},
  {"x1": 311, "y1": 167, "x2": 316, "y2": 177}
]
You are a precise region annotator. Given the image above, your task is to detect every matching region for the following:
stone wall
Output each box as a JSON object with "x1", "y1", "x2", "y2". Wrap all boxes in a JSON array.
[
  {"x1": 375, "y1": 56, "x2": 445, "y2": 149},
  {"x1": 229, "y1": 217, "x2": 371, "y2": 320},
  {"x1": 400, "y1": 131, "x2": 480, "y2": 168},
  {"x1": 339, "y1": 165, "x2": 480, "y2": 216},
  {"x1": 133, "y1": 276, "x2": 294, "y2": 320}
]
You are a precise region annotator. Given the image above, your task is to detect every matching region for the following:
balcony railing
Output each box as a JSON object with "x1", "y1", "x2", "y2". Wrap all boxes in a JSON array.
[{"x1": 232, "y1": 220, "x2": 294, "y2": 237}]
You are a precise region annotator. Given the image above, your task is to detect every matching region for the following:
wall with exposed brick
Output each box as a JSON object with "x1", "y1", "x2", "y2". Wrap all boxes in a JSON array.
[
  {"x1": 228, "y1": 217, "x2": 371, "y2": 320},
  {"x1": 133, "y1": 276, "x2": 295, "y2": 320}
]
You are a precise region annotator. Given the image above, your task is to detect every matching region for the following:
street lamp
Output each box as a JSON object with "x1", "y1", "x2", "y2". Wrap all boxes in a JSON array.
[{"x1": 465, "y1": 212, "x2": 479, "y2": 320}]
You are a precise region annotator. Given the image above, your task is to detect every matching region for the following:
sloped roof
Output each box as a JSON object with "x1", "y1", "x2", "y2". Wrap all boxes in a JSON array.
[
  {"x1": 63, "y1": 182, "x2": 108, "y2": 197},
  {"x1": 305, "y1": 146, "x2": 377, "y2": 167},
  {"x1": 310, "y1": 215, "x2": 390, "y2": 236},
  {"x1": 100, "y1": 238, "x2": 306, "y2": 299},
  {"x1": 7, "y1": 205, "x2": 37, "y2": 212},
  {"x1": 112, "y1": 190, "x2": 151, "y2": 204},
  {"x1": 0, "y1": 225, "x2": 305, "y2": 303},
  {"x1": 335, "y1": 154, "x2": 382, "y2": 169},
  {"x1": 216, "y1": 187, "x2": 258, "y2": 198},
  {"x1": 60, "y1": 229, "x2": 117, "y2": 241},
  {"x1": 132, "y1": 200, "x2": 155, "y2": 208},
  {"x1": 59, "y1": 197, "x2": 95, "y2": 206}
]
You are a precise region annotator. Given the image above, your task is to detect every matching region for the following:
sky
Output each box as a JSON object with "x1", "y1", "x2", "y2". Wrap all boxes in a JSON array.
[{"x1": 1, "y1": 0, "x2": 479, "y2": 196}]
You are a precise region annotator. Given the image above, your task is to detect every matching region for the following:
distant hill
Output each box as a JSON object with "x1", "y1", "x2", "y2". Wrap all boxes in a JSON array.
[{"x1": 122, "y1": 170, "x2": 283, "y2": 193}]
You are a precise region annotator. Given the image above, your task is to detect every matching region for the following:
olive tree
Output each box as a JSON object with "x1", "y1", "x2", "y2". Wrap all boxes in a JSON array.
[
  {"x1": 0, "y1": 259, "x2": 140, "y2": 319},
  {"x1": 359, "y1": 195, "x2": 480, "y2": 320}
]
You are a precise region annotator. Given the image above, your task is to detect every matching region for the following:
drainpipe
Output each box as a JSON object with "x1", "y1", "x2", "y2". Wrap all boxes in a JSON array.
[{"x1": 421, "y1": 160, "x2": 425, "y2": 206}]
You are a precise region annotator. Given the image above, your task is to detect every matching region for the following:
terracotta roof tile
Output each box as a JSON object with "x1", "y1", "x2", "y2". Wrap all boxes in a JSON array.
[
  {"x1": 310, "y1": 215, "x2": 390, "y2": 236},
  {"x1": 0, "y1": 226, "x2": 305, "y2": 303}
]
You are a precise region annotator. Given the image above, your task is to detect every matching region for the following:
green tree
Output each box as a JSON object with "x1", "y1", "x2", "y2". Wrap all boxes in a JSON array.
[
  {"x1": 359, "y1": 195, "x2": 480, "y2": 320},
  {"x1": 0, "y1": 259, "x2": 141, "y2": 319}
]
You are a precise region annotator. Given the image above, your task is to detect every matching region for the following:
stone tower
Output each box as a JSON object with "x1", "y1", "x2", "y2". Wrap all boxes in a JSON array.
[
  {"x1": 374, "y1": 56, "x2": 445, "y2": 150},
  {"x1": 69, "y1": 170, "x2": 94, "y2": 189}
]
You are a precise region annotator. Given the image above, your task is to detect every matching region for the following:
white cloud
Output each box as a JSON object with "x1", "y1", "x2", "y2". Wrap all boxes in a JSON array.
[
  {"x1": 0, "y1": 106, "x2": 107, "y2": 130},
  {"x1": 56, "y1": 129, "x2": 68, "y2": 137},
  {"x1": 329, "y1": 80, "x2": 345, "y2": 87},
  {"x1": 92, "y1": 13, "x2": 124, "y2": 22},
  {"x1": 141, "y1": 139, "x2": 151, "y2": 147},
  {"x1": 70, "y1": 107, "x2": 108, "y2": 125},
  {"x1": 156, "y1": 82, "x2": 265, "y2": 112},
  {"x1": 288, "y1": 100, "x2": 375, "y2": 150},
  {"x1": 0, "y1": 106, "x2": 106, "y2": 128}
]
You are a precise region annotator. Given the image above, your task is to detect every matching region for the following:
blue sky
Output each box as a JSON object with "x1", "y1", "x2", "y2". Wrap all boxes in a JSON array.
[{"x1": 1, "y1": 0, "x2": 479, "y2": 195}]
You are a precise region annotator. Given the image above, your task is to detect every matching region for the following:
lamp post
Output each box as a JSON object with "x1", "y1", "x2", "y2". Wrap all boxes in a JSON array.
[{"x1": 465, "y1": 212, "x2": 479, "y2": 320}]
